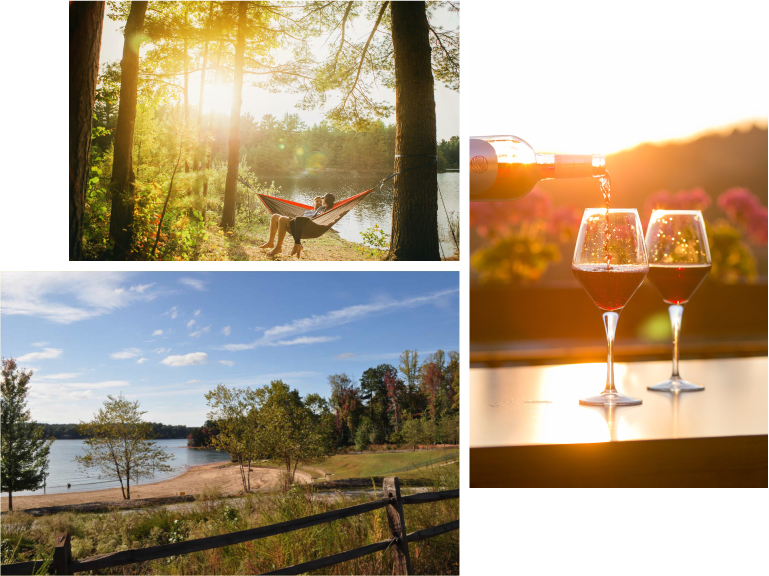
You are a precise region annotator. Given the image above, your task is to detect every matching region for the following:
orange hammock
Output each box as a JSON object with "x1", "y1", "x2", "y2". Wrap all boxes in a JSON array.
[
  {"x1": 239, "y1": 154, "x2": 438, "y2": 242},
  {"x1": 255, "y1": 187, "x2": 375, "y2": 240}
]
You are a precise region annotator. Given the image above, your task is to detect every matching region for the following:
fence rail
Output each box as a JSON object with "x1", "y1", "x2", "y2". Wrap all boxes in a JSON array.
[{"x1": 1, "y1": 476, "x2": 458, "y2": 576}]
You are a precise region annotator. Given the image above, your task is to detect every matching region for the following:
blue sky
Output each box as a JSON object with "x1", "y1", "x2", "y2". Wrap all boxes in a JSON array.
[{"x1": 1, "y1": 272, "x2": 458, "y2": 426}]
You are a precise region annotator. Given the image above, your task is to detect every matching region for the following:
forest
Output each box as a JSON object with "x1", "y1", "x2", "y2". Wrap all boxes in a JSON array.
[
  {"x1": 191, "y1": 349, "x2": 460, "y2": 452},
  {"x1": 39, "y1": 422, "x2": 192, "y2": 440},
  {"x1": 70, "y1": 1, "x2": 459, "y2": 261}
]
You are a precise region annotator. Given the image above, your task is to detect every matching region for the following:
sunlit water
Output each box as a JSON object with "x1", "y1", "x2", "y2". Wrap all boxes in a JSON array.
[
  {"x1": 252, "y1": 171, "x2": 459, "y2": 257},
  {"x1": 2, "y1": 439, "x2": 231, "y2": 496}
]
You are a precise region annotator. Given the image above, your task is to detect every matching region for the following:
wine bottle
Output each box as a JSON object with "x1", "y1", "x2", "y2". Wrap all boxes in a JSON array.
[{"x1": 470, "y1": 135, "x2": 605, "y2": 201}]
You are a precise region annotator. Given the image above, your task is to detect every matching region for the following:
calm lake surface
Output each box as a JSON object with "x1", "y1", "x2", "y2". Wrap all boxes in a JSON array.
[
  {"x1": 255, "y1": 171, "x2": 459, "y2": 257},
  {"x1": 3, "y1": 439, "x2": 231, "y2": 497}
]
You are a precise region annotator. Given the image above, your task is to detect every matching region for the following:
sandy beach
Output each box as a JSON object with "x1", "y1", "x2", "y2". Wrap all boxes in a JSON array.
[{"x1": 1, "y1": 462, "x2": 310, "y2": 513}]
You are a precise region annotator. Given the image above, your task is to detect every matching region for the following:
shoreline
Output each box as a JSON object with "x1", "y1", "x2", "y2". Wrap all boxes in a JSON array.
[{"x1": 1, "y1": 462, "x2": 310, "y2": 513}]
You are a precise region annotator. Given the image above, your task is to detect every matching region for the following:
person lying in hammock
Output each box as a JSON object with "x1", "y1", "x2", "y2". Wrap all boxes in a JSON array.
[{"x1": 260, "y1": 193, "x2": 336, "y2": 258}]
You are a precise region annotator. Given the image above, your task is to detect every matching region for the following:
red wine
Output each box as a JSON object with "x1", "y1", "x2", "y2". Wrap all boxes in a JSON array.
[
  {"x1": 600, "y1": 174, "x2": 612, "y2": 269},
  {"x1": 648, "y1": 264, "x2": 711, "y2": 304},
  {"x1": 573, "y1": 264, "x2": 648, "y2": 311}
]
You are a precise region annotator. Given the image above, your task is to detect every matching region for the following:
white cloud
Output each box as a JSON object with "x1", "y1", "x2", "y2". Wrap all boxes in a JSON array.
[
  {"x1": 194, "y1": 309, "x2": 201, "y2": 317},
  {"x1": 1, "y1": 272, "x2": 157, "y2": 324},
  {"x1": 130, "y1": 283, "x2": 155, "y2": 293},
  {"x1": 152, "y1": 329, "x2": 163, "y2": 336},
  {"x1": 179, "y1": 277, "x2": 206, "y2": 291},
  {"x1": 189, "y1": 326, "x2": 211, "y2": 338},
  {"x1": 31, "y1": 342, "x2": 49, "y2": 347},
  {"x1": 221, "y1": 326, "x2": 231, "y2": 336},
  {"x1": 187, "y1": 379, "x2": 200, "y2": 384},
  {"x1": 187, "y1": 319, "x2": 196, "y2": 329},
  {"x1": 161, "y1": 352, "x2": 208, "y2": 367},
  {"x1": 42, "y1": 372, "x2": 81, "y2": 380},
  {"x1": 218, "y1": 288, "x2": 458, "y2": 351},
  {"x1": 268, "y1": 336, "x2": 340, "y2": 347},
  {"x1": 137, "y1": 358, "x2": 149, "y2": 364},
  {"x1": 335, "y1": 352, "x2": 356, "y2": 359},
  {"x1": 164, "y1": 306, "x2": 179, "y2": 319},
  {"x1": 67, "y1": 381, "x2": 129, "y2": 389},
  {"x1": 219, "y1": 360, "x2": 235, "y2": 367},
  {"x1": 18, "y1": 348, "x2": 63, "y2": 363},
  {"x1": 110, "y1": 348, "x2": 142, "y2": 360},
  {"x1": 219, "y1": 343, "x2": 257, "y2": 352},
  {"x1": 154, "y1": 347, "x2": 171, "y2": 354}
]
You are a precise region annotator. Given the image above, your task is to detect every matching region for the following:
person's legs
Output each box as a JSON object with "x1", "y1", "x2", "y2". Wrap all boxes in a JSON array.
[
  {"x1": 260, "y1": 214, "x2": 281, "y2": 248},
  {"x1": 267, "y1": 217, "x2": 290, "y2": 255}
]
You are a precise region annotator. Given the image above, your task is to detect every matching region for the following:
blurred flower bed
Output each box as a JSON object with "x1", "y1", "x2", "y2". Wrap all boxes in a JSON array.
[
  {"x1": 470, "y1": 188, "x2": 580, "y2": 283},
  {"x1": 471, "y1": 186, "x2": 767, "y2": 285}
]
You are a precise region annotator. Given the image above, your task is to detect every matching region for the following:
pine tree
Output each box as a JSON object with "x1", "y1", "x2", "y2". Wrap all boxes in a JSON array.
[{"x1": 1, "y1": 359, "x2": 53, "y2": 511}]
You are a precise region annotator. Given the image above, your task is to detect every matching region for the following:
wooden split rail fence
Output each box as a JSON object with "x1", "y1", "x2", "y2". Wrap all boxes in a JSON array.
[{"x1": 1, "y1": 477, "x2": 458, "y2": 575}]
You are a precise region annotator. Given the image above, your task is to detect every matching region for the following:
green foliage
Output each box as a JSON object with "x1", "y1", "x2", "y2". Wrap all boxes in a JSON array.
[
  {"x1": 472, "y1": 234, "x2": 561, "y2": 284},
  {"x1": 360, "y1": 223, "x2": 390, "y2": 250},
  {"x1": 707, "y1": 220, "x2": 758, "y2": 283},
  {"x1": 76, "y1": 395, "x2": 173, "y2": 500},
  {"x1": 1, "y1": 359, "x2": 53, "y2": 508},
  {"x1": 354, "y1": 417, "x2": 373, "y2": 451}
]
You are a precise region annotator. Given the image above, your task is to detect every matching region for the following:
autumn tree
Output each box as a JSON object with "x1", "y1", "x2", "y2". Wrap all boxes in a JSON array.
[
  {"x1": 384, "y1": 367, "x2": 405, "y2": 434},
  {"x1": 328, "y1": 373, "x2": 362, "y2": 446},
  {"x1": 69, "y1": 1, "x2": 105, "y2": 260},
  {"x1": 1, "y1": 359, "x2": 53, "y2": 511},
  {"x1": 76, "y1": 394, "x2": 172, "y2": 500}
]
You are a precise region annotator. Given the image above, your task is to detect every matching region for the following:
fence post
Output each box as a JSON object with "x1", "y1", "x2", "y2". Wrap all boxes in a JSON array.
[
  {"x1": 53, "y1": 532, "x2": 71, "y2": 575},
  {"x1": 383, "y1": 476, "x2": 412, "y2": 575}
]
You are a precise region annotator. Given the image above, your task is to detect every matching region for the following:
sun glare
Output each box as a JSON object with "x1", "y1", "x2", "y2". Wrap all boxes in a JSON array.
[{"x1": 204, "y1": 83, "x2": 233, "y2": 116}]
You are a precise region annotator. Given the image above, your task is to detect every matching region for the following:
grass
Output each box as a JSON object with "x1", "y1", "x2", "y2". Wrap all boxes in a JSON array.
[
  {"x1": 1, "y1": 467, "x2": 458, "y2": 575},
  {"x1": 301, "y1": 448, "x2": 459, "y2": 480},
  {"x1": 196, "y1": 212, "x2": 387, "y2": 261}
]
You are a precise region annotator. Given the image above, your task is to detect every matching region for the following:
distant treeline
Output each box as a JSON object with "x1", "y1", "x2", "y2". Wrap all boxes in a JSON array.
[
  {"x1": 92, "y1": 98, "x2": 459, "y2": 173},
  {"x1": 40, "y1": 422, "x2": 194, "y2": 440}
]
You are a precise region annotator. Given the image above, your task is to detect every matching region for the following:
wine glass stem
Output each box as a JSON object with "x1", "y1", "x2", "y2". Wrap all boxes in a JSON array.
[
  {"x1": 669, "y1": 304, "x2": 684, "y2": 379},
  {"x1": 603, "y1": 311, "x2": 619, "y2": 394}
]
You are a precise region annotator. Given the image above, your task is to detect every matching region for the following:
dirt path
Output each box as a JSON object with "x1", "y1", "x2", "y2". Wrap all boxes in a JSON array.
[{"x1": 1, "y1": 463, "x2": 311, "y2": 513}]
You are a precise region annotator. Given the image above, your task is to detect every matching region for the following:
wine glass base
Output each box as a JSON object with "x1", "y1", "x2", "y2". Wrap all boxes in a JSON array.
[
  {"x1": 579, "y1": 391, "x2": 643, "y2": 406},
  {"x1": 647, "y1": 378, "x2": 704, "y2": 392}
]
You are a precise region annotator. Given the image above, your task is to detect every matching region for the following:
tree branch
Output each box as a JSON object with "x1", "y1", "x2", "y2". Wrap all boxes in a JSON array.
[
  {"x1": 339, "y1": 1, "x2": 388, "y2": 111},
  {"x1": 333, "y1": 2, "x2": 353, "y2": 74}
]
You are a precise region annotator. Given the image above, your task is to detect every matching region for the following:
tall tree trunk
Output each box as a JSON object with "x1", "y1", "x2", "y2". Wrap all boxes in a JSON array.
[
  {"x1": 69, "y1": 1, "x2": 105, "y2": 260},
  {"x1": 8, "y1": 491, "x2": 12, "y2": 511},
  {"x1": 220, "y1": 1, "x2": 247, "y2": 230},
  {"x1": 108, "y1": 0, "x2": 148, "y2": 259},
  {"x1": 202, "y1": 41, "x2": 223, "y2": 221},
  {"x1": 387, "y1": 1, "x2": 439, "y2": 261}
]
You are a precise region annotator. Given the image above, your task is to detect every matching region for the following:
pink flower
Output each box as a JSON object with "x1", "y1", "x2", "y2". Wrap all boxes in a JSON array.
[{"x1": 718, "y1": 187, "x2": 761, "y2": 224}]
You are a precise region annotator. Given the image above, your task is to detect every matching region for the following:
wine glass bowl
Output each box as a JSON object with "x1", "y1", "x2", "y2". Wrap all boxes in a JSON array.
[
  {"x1": 573, "y1": 209, "x2": 649, "y2": 406},
  {"x1": 645, "y1": 210, "x2": 712, "y2": 392}
]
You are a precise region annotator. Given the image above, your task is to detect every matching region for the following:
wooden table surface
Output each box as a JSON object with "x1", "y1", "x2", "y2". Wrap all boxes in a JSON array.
[{"x1": 470, "y1": 357, "x2": 768, "y2": 488}]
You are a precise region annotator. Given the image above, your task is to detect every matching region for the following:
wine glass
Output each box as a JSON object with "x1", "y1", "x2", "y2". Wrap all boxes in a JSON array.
[
  {"x1": 645, "y1": 210, "x2": 711, "y2": 392},
  {"x1": 573, "y1": 208, "x2": 649, "y2": 406}
]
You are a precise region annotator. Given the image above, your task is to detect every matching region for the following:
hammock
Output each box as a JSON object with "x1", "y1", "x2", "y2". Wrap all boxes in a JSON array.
[
  {"x1": 238, "y1": 154, "x2": 443, "y2": 243},
  {"x1": 255, "y1": 187, "x2": 375, "y2": 240}
]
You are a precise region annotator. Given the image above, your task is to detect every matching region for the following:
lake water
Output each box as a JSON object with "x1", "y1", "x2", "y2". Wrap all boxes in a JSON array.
[
  {"x1": 254, "y1": 171, "x2": 459, "y2": 257},
  {"x1": 3, "y1": 439, "x2": 231, "y2": 496}
]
